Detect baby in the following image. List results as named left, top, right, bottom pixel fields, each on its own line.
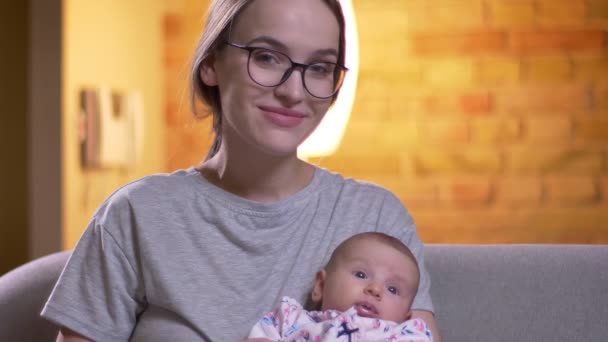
left=249, top=232, right=433, bottom=341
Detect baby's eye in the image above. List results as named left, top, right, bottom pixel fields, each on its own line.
left=387, top=286, right=400, bottom=295
left=353, top=271, right=367, bottom=279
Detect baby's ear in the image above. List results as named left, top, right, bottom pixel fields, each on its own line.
left=311, top=269, right=327, bottom=303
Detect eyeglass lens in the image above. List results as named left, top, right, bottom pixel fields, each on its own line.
left=247, top=48, right=344, bottom=98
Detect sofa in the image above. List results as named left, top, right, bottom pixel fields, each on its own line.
left=1, top=244, right=607, bottom=341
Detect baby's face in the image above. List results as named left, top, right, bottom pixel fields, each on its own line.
left=317, top=238, right=419, bottom=323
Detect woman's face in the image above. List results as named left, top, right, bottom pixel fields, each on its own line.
left=200, top=0, right=341, bottom=157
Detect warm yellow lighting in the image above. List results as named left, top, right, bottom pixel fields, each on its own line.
left=298, top=0, right=358, bottom=158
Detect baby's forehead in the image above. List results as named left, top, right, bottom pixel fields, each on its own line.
left=336, top=238, right=411, bottom=264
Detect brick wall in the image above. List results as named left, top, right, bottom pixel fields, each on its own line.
left=164, top=0, right=213, bottom=172
left=164, top=0, right=608, bottom=244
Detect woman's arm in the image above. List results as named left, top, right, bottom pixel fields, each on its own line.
left=56, top=328, right=94, bottom=342
left=412, top=310, right=441, bottom=342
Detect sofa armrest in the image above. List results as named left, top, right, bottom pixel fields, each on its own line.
left=0, top=250, right=71, bottom=342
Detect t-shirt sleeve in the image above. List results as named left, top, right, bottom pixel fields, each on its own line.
left=41, top=193, right=146, bottom=341
left=377, top=191, right=434, bottom=313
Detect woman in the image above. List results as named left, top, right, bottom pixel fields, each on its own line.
left=43, top=0, right=440, bottom=341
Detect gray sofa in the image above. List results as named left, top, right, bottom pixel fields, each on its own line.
left=1, top=244, right=607, bottom=341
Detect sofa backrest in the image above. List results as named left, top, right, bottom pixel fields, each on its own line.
left=425, top=244, right=608, bottom=342
left=1, top=245, right=607, bottom=341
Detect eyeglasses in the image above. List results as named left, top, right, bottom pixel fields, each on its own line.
left=225, top=42, right=348, bottom=99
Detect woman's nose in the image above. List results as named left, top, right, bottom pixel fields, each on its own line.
left=274, top=69, right=305, bottom=104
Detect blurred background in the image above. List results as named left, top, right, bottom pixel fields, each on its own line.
left=2, top=0, right=607, bottom=275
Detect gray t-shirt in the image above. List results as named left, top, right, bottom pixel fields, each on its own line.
left=42, top=167, right=433, bottom=341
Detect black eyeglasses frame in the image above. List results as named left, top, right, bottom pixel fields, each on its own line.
left=224, top=42, right=348, bottom=99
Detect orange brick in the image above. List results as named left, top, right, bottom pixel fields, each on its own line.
left=536, top=0, right=587, bottom=27
left=411, top=31, right=507, bottom=55
left=165, top=101, right=179, bottom=126
left=312, top=152, right=403, bottom=179
left=488, top=0, right=535, bottom=28
left=378, top=121, right=421, bottom=148
left=573, top=57, right=608, bottom=82
left=413, top=148, right=502, bottom=176
left=510, top=30, right=605, bottom=54
left=358, top=40, right=411, bottom=71
left=601, top=177, right=608, bottom=204
left=415, top=207, right=608, bottom=244
left=354, top=77, right=391, bottom=105
left=495, top=177, right=543, bottom=206
left=573, top=119, right=608, bottom=143
left=523, top=56, right=573, bottom=83
left=460, top=92, right=493, bottom=115
left=163, top=14, right=182, bottom=38
left=523, top=208, right=608, bottom=243
left=424, top=58, right=474, bottom=87
left=166, top=125, right=211, bottom=171
left=374, top=60, right=425, bottom=86
left=506, top=147, right=603, bottom=175
left=438, top=178, right=493, bottom=207
left=355, top=7, right=409, bottom=41
left=594, top=81, right=608, bottom=111
left=422, top=0, right=486, bottom=30
left=339, top=120, right=419, bottom=152
left=387, top=95, right=423, bottom=120
left=470, top=117, right=521, bottom=144
left=412, top=209, right=510, bottom=243
left=421, top=92, right=458, bottom=114
left=545, top=176, right=599, bottom=205
left=524, top=117, right=572, bottom=143
left=475, top=58, right=521, bottom=86
left=417, top=90, right=493, bottom=115
left=588, top=0, right=608, bottom=22
left=496, top=84, right=590, bottom=114
left=422, top=119, right=470, bottom=144
left=380, top=179, right=439, bottom=208
left=352, top=97, right=389, bottom=120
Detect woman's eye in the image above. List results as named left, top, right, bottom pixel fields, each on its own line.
left=354, top=271, right=367, bottom=279
left=252, top=50, right=282, bottom=65
left=309, top=63, right=334, bottom=75
left=387, top=286, right=399, bottom=295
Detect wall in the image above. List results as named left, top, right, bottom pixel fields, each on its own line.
left=164, top=0, right=608, bottom=244
left=63, top=0, right=166, bottom=248
left=29, top=0, right=62, bottom=260
left=325, top=0, right=608, bottom=243
left=0, top=2, right=29, bottom=274
left=164, top=0, right=213, bottom=172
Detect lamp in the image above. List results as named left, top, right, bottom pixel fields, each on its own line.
left=298, top=0, right=359, bottom=159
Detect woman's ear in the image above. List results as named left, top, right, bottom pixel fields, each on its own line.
left=311, top=269, right=327, bottom=303
left=199, top=55, right=218, bottom=86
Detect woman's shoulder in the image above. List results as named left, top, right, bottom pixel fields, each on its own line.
left=97, top=168, right=202, bottom=211
left=316, top=166, right=398, bottom=201
left=114, top=168, right=198, bottom=196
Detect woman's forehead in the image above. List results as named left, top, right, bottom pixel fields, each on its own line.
left=230, top=0, right=340, bottom=55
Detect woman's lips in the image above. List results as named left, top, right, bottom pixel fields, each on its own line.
left=258, top=105, right=307, bottom=128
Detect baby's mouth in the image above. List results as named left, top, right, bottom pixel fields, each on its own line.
left=354, top=302, right=378, bottom=318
